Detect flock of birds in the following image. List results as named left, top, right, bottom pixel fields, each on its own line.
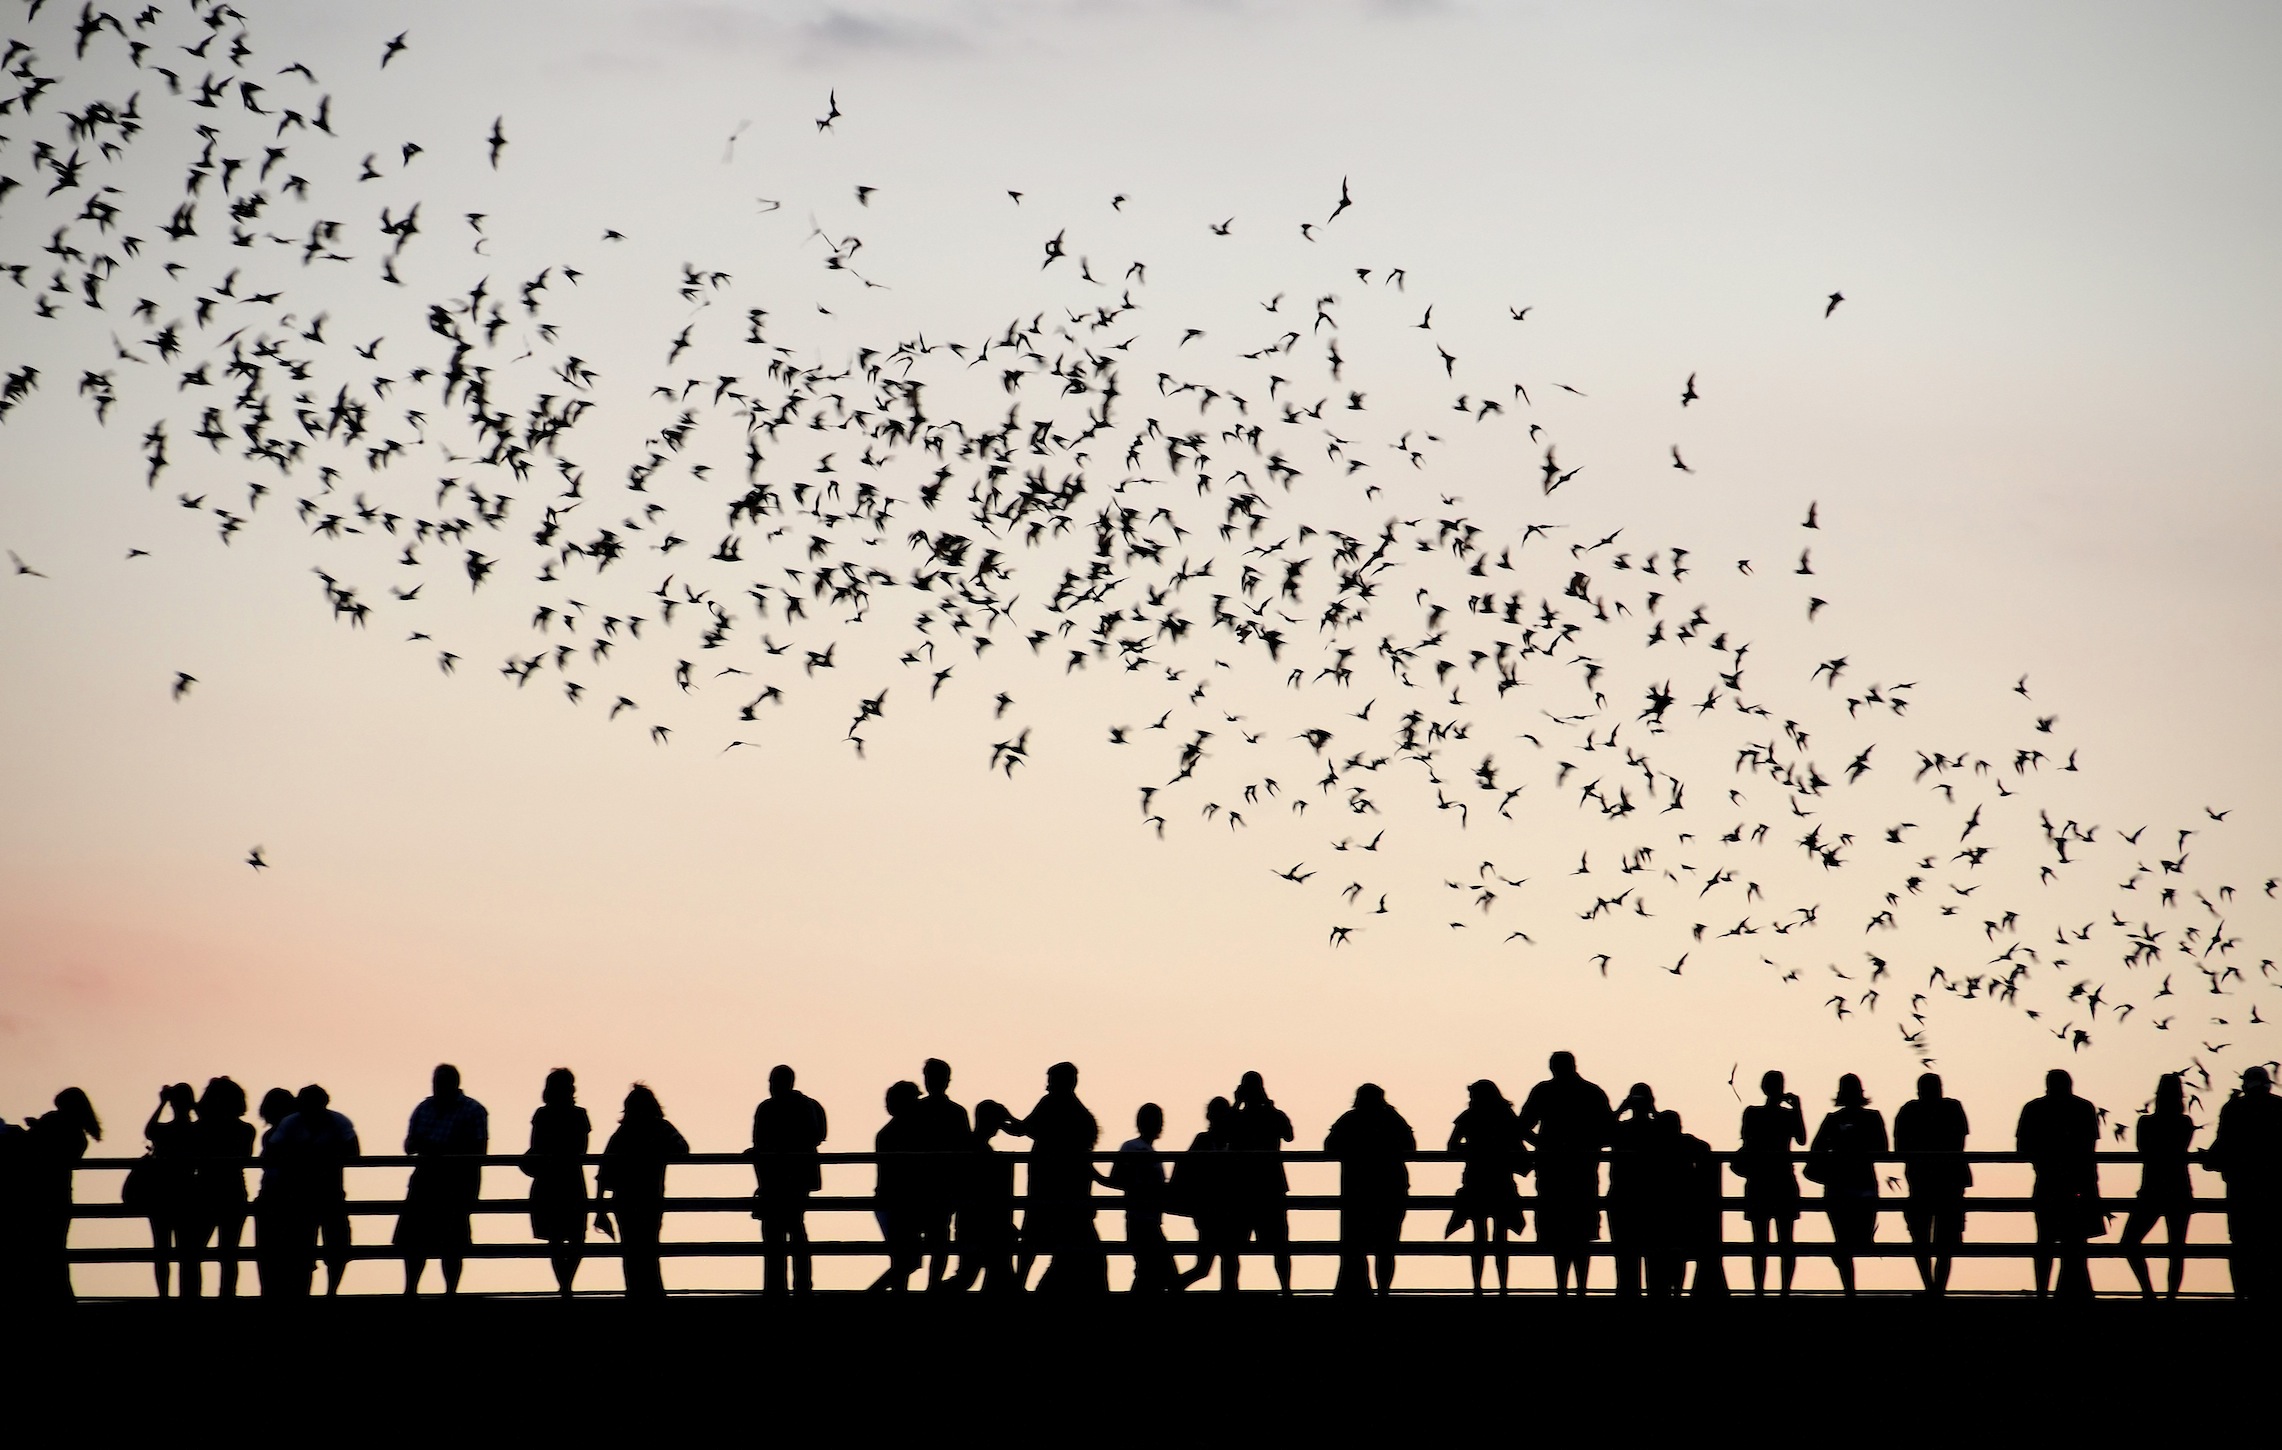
left=2, top=0, right=2276, bottom=1106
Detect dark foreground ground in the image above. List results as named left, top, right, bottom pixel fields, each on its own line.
left=7, top=1295, right=2267, bottom=1434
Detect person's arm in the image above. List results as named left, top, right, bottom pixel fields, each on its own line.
left=144, top=1092, right=167, bottom=1146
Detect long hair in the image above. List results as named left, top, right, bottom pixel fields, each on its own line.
left=1833, top=1073, right=1869, bottom=1109
left=54, top=1086, right=102, bottom=1141
left=543, top=1068, right=576, bottom=1108
left=622, top=1083, right=662, bottom=1122
left=199, top=1076, right=248, bottom=1120
left=257, top=1087, right=298, bottom=1127
left=2148, top=1072, right=2183, bottom=1116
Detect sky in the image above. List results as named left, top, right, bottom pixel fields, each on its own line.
left=2, top=0, right=2279, bottom=1293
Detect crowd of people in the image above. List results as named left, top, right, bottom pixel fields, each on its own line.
left=2, top=1054, right=2277, bottom=1304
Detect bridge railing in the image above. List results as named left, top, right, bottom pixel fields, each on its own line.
left=50, top=1150, right=2248, bottom=1290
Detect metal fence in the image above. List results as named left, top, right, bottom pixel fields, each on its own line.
left=53, top=1150, right=2248, bottom=1293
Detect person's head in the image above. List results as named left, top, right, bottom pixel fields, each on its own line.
left=1656, top=1109, right=1683, bottom=1139
left=162, top=1081, right=197, bottom=1115
left=543, top=1067, right=576, bottom=1108
left=432, top=1063, right=462, bottom=1099
left=199, top=1076, right=247, bottom=1121
left=1467, top=1079, right=1507, bottom=1112
left=1916, top=1072, right=1943, bottom=1101
left=1234, top=1070, right=1268, bottom=1106
left=1045, top=1061, right=1079, bottom=1093
left=1353, top=1083, right=1387, bottom=1110
left=768, top=1064, right=796, bottom=1096
left=885, top=1079, right=921, bottom=1116
left=1833, top=1074, right=1868, bottom=1109
left=1204, top=1095, right=1233, bottom=1128
left=974, top=1099, right=1011, bottom=1140
left=1135, top=1103, right=1164, bottom=1141
left=2154, top=1073, right=2185, bottom=1115
left=2045, top=1068, right=2072, bottom=1098
left=922, top=1058, right=951, bottom=1095
left=1621, top=1082, right=1656, bottom=1117
left=1549, top=1051, right=1577, bottom=1078
left=1760, top=1069, right=1786, bottom=1101
left=258, top=1087, right=297, bottom=1127
left=2242, top=1066, right=2273, bottom=1097
left=622, top=1084, right=662, bottom=1122
left=53, top=1087, right=101, bottom=1141
left=295, top=1084, right=331, bottom=1119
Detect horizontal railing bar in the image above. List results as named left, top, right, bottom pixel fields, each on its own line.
left=62, top=1193, right=2235, bottom=1219
left=62, top=1241, right=2241, bottom=1264
left=64, top=1149, right=2204, bottom=1169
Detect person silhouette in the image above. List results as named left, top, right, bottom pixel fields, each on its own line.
left=520, top=1068, right=591, bottom=1298
left=595, top=1084, right=687, bottom=1300
left=1227, top=1071, right=1296, bottom=1294
left=1736, top=1070, right=1806, bottom=1295
left=910, top=1059, right=970, bottom=1291
left=250, top=1086, right=298, bottom=1296
left=869, top=1080, right=925, bottom=1291
left=749, top=1064, right=827, bottom=1296
left=2016, top=1068, right=2101, bottom=1299
left=1106, top=1103, right=1177, bottom=1292
left=139, top=1082, right=198, bottom=1298
left=2201, top=1065, right=2281, bottom=1300
left=396, top=1064, right=489, bottom=1296
left=1326, top=1084, right=1414, bottom=1296
left=1446, top=1079, right=1528, bottom=1295
left=1892, top=1071, right=1971, bottom=1296
left=2120, top=1073, right=2197, bottom=1299
left=19, top=1088, right=101, bottom=1303
left=184, top=1076, right=254, bottom=1298
left=1607, top=1082, right=1661, bottom=1297
left=1808, top=1074, right=1886, bottom=1297
left=947, top=1100, right=1020, bottom=1293
left=270, top=1084, right=358, bottom=1297
left=1665, top=1111, right=1728, bottom=1296
left=1005, top=1061, right=1106, bottom=1295
left=1173, top=1096, right=1238, bottom=1291
left=1519, top=1051, right=1615, bottom=1296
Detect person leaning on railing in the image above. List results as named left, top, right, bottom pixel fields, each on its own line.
left=748, top=1064, right=828, bottom=1297
left=595, top=1084, right=688, bottom=1301
left=2203, top=1065, right=2282, bottom=1302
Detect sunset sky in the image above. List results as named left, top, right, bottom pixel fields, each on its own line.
left=3, top=0, right=2278, bottom=1293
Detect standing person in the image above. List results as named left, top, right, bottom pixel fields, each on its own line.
left=184, top=1077, right=255, bottom=1299
left=1325, top=1084, right=1415, bottom=1297
left=520, top=1068, right=591, bottom=1298
left=1519, top=1052, right=1615, bottom=1296
left=1666, top=1112, right=1728, bottom=1297
left=1735, top=1070, right=1806, bottom=1296
left=271, top=1085, right=360, bottom=1297
left=138, top=1082, right=198, bottom=1298
left=910, top=1059, right=970, bottom=1291
left=749, top=1065, right=827, bottom=1297
left=20, top=1089, right=102, bottom=1303
left=1172, top=1097, right=1238, bottom=1291
left=1005, top=1061, right=1106, bottom=1295
left=1606, top=1083, right=1661, bottom=1297
left=947, top=1101, right=1020, bottom=1294
left=2201, top=1065, right=2282, bottom=1301
left=1892, top=1072, right=1971, bottom=1297
left=2121, top=1073, right=2197, bottom=1300
left=0, top=1114, right=23, bottom=1305
left=868, top=1080, right=925, bottom=1292
left=1446, top=1079, right=1528, bottom=1295
left=1106, top=1104, right=1177, bottom=1293
left=1807, top=1074, right=1887, bottom=1297
left=2016, top=1068, right=2101, bottom=1300
left=250, top=1087, right=299, bottom=1296
left=1227, top=1071, right=1296, bottom=1295
left=396, top=1064, right=489, bottom=1296
left=595, top=1085, right=687, bottom=1300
